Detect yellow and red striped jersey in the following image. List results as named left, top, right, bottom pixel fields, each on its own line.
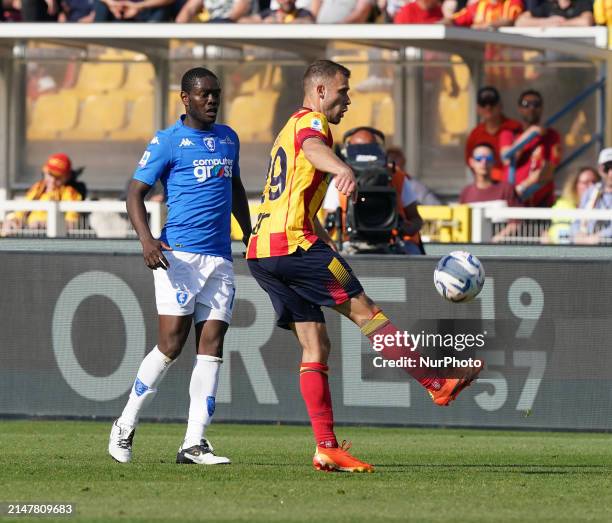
left=247, top=108, right=333, bottom=259
left=453, top=0, right=523, bottom=26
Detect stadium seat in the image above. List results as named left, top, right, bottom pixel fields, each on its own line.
left=168, top=92, right=184, bottom=123
left=109, top=95, right=154, bottom=141
left=27, top=92, right=79, bottom=140
left=334, top=93, right=374, bottom=138
left=227, top=90, right=280, bottom=142
left=374, top=95, right=395, bottom=138
left=121, top=62, right=154, bottom=100
left=61, top=93, right=127, bottom=140
left=438, top=56, right=470, bottom=146
left=64, top=62, right=126, bottom=97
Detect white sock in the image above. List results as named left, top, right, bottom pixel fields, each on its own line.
left=118, top=346, right=174, bottom=428
left=183, top=355, right=222, bottom=449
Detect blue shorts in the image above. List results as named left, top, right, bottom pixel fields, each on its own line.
left=247, top=240, right=364, bottom=330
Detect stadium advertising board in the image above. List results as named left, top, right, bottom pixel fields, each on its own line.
left=1, top=251, right=611, bottom=430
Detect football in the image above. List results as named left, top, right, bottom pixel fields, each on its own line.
left=433, top=251, right=485, bottom=303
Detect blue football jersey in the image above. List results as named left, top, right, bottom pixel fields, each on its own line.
left=133, top=116, right=240, bottom=260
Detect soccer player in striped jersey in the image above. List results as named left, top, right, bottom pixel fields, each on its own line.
left=247, top=60, right=482, bottom=473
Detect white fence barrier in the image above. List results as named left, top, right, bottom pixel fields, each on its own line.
left=1, top=199, right=610, bottom=245
left=471, top=207, right=612, bottom=244
left=0, top=200, right=162, bottom=239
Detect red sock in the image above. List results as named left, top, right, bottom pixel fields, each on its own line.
left=299, top=362, right=338, bottom=448
left=361, top=311, right=443, bottom=391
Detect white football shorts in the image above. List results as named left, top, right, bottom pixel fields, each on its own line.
left=153, top=250, right=235, bottom=324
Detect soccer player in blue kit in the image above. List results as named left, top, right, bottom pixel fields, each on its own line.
left=108, top=67, right=252, bottom=465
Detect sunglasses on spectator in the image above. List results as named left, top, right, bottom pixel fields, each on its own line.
left=520, top=99, right=542, bottom=109
left=603, top=162, right=612, bottom=172
left=473, top=154, right=494, bottom=163
left=477, top=96, right=499, bottom=107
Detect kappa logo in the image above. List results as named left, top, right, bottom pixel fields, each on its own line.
left=176, top=291, right=189, bottom=305
left=138, top=151, right=151, bottom=167
left=220, top=136, right=235, bottom=145
left=179, top=138, right=195, bottom=147
left=150, top=136, right=160, bottom=145
left=203, top=137, right=216, bottom=152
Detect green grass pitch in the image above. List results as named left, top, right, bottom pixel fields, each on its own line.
left=1, top=420, right=611, bottom=522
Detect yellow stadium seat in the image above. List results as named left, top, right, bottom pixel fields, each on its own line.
left=227, top=90, right=280, bottom=142
left=374, top=95, right=395, bottom=138
left=168, top=92, right=184, bottom=123
left=66, top=62, right=126, bottom=97
left=109, top=95, right=154, bottom=141
left=121, top=62, right=154, bottom=100
left=334, top=93, right=374, bottom=139
left=438, top=88, right=470, bottom=145
left=27, top=92, right=79, bottom=140
left=98, top=47, right=145, bottom=62
left=61, top=93, right=127, bottom=140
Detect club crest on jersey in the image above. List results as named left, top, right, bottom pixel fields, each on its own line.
left=176, top=291, right=189, bottom=305
left=310, top=118, right=323, bottom=132
left=138, top=151, right=151, bottom=167
left=203, top=137, right=216, bottom=152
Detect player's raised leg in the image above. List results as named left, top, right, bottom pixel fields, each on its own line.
left=177, top=315, right=231, bottom=465
left=293, top=321, right=373, bottom=473
left=334, top=294, right=482, bottom=406
left=109, top=315, right=190, bottom=463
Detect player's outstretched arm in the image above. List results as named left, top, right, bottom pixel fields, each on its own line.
left=127, top=179, right=172, bottom=270
left=302, top=138, right=356, bottom=200
left=231, top=175, right=252, bottom=246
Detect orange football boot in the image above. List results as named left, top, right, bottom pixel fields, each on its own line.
left=313, top=440, right=374, bottom=473
left=428, top=361, right=484, bottom=406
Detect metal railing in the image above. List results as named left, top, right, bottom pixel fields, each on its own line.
left=0, top=200, right=162, bottom=239
left=471, top=206, right=612, bottom=244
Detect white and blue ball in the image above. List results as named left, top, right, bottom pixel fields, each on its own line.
left=434, top=251, right=485, bottom=303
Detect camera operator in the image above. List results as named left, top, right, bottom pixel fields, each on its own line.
left=322, top=127, right=425, bottom=254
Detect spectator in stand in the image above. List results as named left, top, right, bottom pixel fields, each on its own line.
left=269, top=0, right=312, bottom=9
left=542, top=165, right=599, bottom=243
left=460, top=143, right=520, bottom=205
left=394, top=0, right=443, bottom=22
left=311, top=0, right=376, bottom=23
left=59, top=0, right=95, bottom=21
left=515, top=0, right=594, bottom=27
left=450, top=0, right=524, bottom=28
left=20, top=0, right=58, bottom=20
left=572, top=148, right=612, bottom=244
left=176, top=0, right=251, bottom=22
left=2, top=0, right=22, bottom=20
left=594, top=0, right=612, bottom=48
left=386, top=145, right=442, bottom=205
left=465, top=86, right=522, bottom=182
left=241, top=0, right=314, bottom=21
left=499, top=89, right=561, bottom=207
left=1, top=153, right=83, bottom=236
left=460, top=142, right=521, bottom=242
left=93, top=0, right=175, bottom=21
left=379, top=0, right=409, bottom=20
